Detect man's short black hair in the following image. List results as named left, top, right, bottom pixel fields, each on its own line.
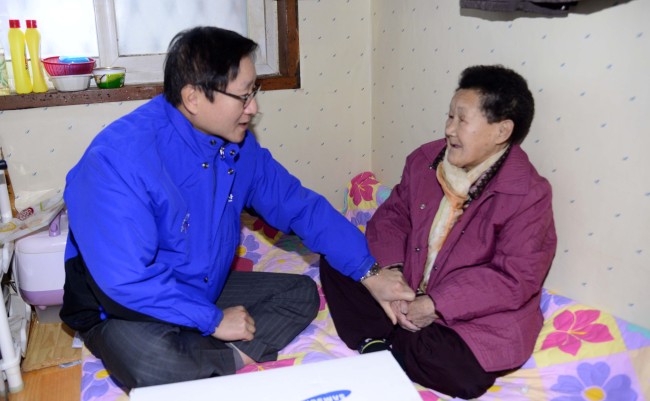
left=163, top=26, right=258, bottom=106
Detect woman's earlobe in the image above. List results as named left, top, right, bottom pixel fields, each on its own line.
left=497, top=120, right=514, bottom=144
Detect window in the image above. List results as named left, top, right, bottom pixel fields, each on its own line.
left=0, top=0, right=299, bottom=110
left=95, top=0, right=280, bottom=83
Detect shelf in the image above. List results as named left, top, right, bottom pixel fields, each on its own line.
left=0, top=84, right=163, bottom=111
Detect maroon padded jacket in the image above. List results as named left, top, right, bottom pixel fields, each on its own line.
left=367, top=138, right=557, bottom=371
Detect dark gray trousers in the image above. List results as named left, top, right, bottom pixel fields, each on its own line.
left=81, top=271, right=319, bottom=389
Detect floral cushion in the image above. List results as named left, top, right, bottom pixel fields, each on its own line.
left=342, top=171, right=391, bottom=232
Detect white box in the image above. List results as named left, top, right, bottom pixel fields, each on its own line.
left=130, top=351, right=422, bottom=401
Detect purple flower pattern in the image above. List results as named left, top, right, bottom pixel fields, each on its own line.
left=238, top=233, right=262, bottom=264
left=551, top=362, right=637, bottom=401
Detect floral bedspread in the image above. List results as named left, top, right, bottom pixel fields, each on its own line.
left=80, top=172, right=650, bottom=401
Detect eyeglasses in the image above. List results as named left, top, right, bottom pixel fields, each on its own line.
left=214, top=83, right=261, bottom=108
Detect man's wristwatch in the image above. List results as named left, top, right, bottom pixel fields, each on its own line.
left=360, top=262, right=381, bottom=282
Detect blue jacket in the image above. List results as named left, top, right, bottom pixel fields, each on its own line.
left=61, top=95, right=374, bottom=336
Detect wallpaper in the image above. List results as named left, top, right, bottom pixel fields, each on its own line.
left=370, top=0, right=649, bottom=328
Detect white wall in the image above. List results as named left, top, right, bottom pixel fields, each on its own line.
left=253, top=0, right=373, bottom=203
left=370, top=0, right=650, bottom=328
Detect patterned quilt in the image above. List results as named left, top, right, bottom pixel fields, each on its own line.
left=80, top=172, right=650, bottom=401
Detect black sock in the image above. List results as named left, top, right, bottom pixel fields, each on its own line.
left=358, top=338, right=407, bottom=372
left=358, top=338, right=390, bottom=354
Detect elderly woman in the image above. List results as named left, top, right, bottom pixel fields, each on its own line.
left=320, top=65, right=557, bottom=399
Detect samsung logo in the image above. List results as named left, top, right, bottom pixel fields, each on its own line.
left=302, top=389, right=351, bottom=401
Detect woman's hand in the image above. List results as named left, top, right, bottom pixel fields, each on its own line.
left=211, top=305, right=256, bottom=341
left=406, top=295, right=439, bottom=328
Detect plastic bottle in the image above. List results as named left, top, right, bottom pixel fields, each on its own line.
left=25, top=20, right=47, bottom=93
left=7, top=19, right=32, bottom=94
left=0, top=35, right=10, bottom=95
left=0, top=161, right=13, bottom=224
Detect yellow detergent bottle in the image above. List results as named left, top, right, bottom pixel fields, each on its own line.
left=8, top=19, right=32, bottom=94
left=25, top=19, right=47, bottom=93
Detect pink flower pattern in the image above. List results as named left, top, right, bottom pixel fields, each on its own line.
left=541, top=309, right=614, bottom=356
left=349, top=172, right=378, bottom=206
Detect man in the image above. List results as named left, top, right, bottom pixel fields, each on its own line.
left=61, top=26, right=414, bottom=389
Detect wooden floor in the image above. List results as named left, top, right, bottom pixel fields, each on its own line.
left=6, top=363, right=81, bottom=401
left=3, top=315, right=81, bottom=401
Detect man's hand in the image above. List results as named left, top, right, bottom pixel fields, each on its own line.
left=362, top=268, right=415, bottom=324
left=211, top=305, right=256, bottom=341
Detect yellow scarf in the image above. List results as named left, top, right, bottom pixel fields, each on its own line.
left=418, top=146, right=508, bottom=294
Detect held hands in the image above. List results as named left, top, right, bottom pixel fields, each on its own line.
left=212, top=305, right=256, bottom=342
left=391, top=300, right=420, bottom=332
left=362, top=268, right=416, bottom=324
left=391, top=295, right=439, bottom=332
